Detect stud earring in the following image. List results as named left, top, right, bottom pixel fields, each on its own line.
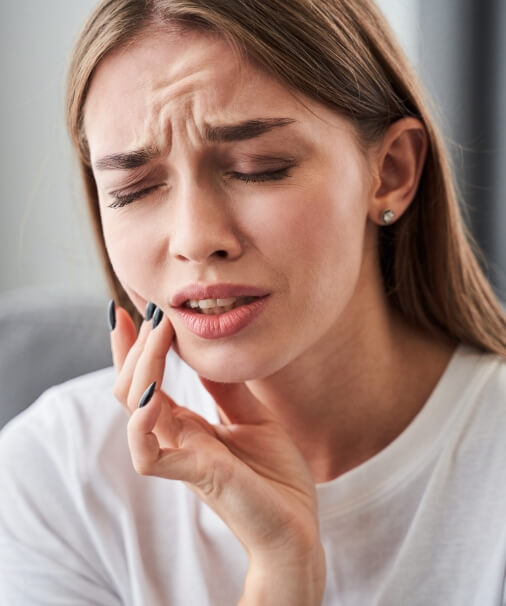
left=381, top=209, right=395, bottom=225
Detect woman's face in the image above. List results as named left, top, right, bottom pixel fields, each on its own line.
left=84, top=29, right=378, bottom=382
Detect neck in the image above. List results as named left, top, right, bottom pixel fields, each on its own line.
left=246, top=289, right=456, bottom=483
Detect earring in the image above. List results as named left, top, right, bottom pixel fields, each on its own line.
left=381, top=209, right=395, bottom=225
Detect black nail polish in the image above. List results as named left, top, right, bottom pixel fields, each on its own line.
left=138, top=381, right=156, bottom=408
left=152, top=307, right=164, bottom=329
left=107, top=300, right=116, bottom=331
left=145, top=301, right=156, bottom=322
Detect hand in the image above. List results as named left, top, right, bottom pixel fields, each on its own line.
left=110, top=304, right=326, bottom=605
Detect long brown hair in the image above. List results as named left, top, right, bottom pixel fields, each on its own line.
left=66, top=0, right=506, bottom=355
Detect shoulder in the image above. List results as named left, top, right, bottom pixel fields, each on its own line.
left=443, top=346, right=506, bottom=475
left=456, top=345, right=506, bottom=410
left=0, top=365, right=120, bottom=464
left=0, top=365, right=125, bottom=521
left=466, top=347, right=506, bottom=437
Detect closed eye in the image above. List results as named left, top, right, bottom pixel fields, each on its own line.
left=107, top=184, right=162, bottom=209
left=231, top=167, right=292, bottom=184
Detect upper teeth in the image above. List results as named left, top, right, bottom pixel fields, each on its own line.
left=185, top=296, right=260, bottom=312
left=188, top=297, right=237, bottom=309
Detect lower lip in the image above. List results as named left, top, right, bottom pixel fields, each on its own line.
left=173, top=296, right=270, bottom=339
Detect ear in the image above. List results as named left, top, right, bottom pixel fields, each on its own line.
left=368, top=117, right=428, bottom=226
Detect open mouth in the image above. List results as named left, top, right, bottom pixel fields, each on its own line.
left=183, top=295, right=262, bottom=315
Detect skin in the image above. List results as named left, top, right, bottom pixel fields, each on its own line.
left=84, top=28, right=456, bottom=605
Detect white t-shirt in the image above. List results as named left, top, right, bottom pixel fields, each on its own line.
left=1, top=344, right=505, bottom=605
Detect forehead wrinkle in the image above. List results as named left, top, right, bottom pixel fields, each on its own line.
left=147, top=102, right=173, bottom=155
left=145, top=69, right=215, bottom=154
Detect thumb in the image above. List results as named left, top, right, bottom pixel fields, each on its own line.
left=199, top=378, right=275, bottom=425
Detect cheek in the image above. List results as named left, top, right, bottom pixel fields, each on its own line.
left=241, top=186, right=365, bottom=283
left=101, top=213, right=164, bottom=289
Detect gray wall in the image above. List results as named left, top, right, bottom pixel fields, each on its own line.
left=0, top=1, right=419, bottom=300
left=0, top=1, right=107, bottom=298
left=418, top=0, right=506, bottom=301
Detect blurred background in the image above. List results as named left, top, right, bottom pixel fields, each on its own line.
left=0, top=0, right=505, bottom=302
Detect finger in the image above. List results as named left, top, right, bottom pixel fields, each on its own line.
left=113, top=317, right=153, bottom=408
left=126, top=313, right=174, bottom=413
left=199, top=378, right=276, bottom=426
left=128, top=389, right=196, bottom=480
left=109, top=305, right=138, bottom=370
left=134, top=385, right=180, bottom=446
left=127, top=388, right=163, bottom=474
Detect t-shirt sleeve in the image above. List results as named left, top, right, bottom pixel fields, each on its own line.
left=0, top=388, right=121, bottom=605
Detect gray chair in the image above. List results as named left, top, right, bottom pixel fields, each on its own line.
left=0, top=288, right=113, bottom=428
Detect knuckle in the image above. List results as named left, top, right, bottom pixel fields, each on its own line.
left=126, top=392, right=137, bottom=411
left=113, top=381, right=127, bottom=403
left=132, top=459, right=152, bottom=476
left=195, top=456, right=230, bottom=500
left=125, top=385, right=140, bottom=411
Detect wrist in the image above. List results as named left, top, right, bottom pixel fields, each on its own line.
left=238, top=543, right=326, bottom=606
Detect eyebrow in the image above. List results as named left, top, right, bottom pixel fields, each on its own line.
left=93, top=146, right=160, bottom=171
left=93, top=117, right=296, bottom=171
left=204, top=117, right=296, bottom=143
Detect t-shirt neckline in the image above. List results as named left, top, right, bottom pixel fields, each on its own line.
left=315, top=344, right=490, bottom=519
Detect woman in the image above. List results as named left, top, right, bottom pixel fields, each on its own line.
left=1, top=0, right=505, bottom=604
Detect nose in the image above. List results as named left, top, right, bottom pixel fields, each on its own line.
left=169, top=183, right=243, bottom=263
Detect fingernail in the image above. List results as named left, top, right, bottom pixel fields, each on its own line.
left=138, top=381, right=156, bottom=408
left=107, top=300, right=116, bottom=331
left=152, top=307, right=164, bottom=329
left=145, top=301, right=156, bottom=322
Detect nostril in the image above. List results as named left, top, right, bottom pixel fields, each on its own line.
left=174, top=249, right=230, bottom=262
